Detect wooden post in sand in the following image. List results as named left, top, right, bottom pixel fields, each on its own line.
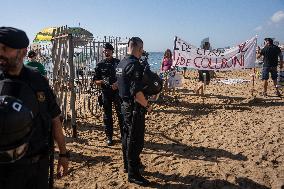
left=251, top=68, right=256, bottom=97
left=68, top=33, right=77, bottom=138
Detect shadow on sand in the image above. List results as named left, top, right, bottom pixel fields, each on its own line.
left=144, top=171, right=270, bottom=189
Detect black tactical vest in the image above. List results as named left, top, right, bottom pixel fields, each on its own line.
left=0, top=67, right=52, bottom=157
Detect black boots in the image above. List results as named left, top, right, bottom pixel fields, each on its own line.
left=128, top=175, right=150, bottom=186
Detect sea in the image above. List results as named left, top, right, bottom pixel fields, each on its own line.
left=147, top=52, right=163, bottom=72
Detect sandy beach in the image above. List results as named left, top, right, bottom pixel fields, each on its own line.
left=54, top=69, right=284, bottom=189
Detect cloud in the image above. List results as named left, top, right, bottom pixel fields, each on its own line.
left=271, top=10, right=284, bottom=23
left=254, top=26, right=262, bottom=31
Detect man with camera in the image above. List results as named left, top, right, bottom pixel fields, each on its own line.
left=116, top=37, right=152, bottom=186
left=0, top=27, right=68, bottom=189
left=92, top=42, right=124, bottom=146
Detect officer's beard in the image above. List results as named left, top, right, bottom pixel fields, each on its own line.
left=0, top=51, right=21, bottom=73
left=105, top=54, right=112, bottom=59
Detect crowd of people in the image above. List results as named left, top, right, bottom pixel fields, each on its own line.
left=0, top=26, right=283, bottom=189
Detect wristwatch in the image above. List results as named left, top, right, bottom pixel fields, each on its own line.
left=59, top=151, right=70, bottom=158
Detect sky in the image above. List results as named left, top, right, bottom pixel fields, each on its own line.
left=1, top=0, right=284, bottom=52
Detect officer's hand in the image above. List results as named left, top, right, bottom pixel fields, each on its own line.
left=57, top=157, right=69, bottom=178
left=112, top=82, right=118, bottom=90
left=146, top=105, right=152, bottom=113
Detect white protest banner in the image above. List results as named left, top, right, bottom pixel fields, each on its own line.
left=173, top=36, right=257, bottom=70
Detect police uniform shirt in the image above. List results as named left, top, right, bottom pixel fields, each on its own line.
left=117, top=55, right=144, bottom=100
left=93, top=58, right=120, bottom=93
left=1, top=66, right=61, bottom=119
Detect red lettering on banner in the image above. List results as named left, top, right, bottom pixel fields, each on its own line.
left=201, top=58, right=210, bottom=68
left=209, top=58, right=217, bottom=69
left=221, top=58, right=228, bottom=68
left=194, top=57, right=201, bottom=68
left=214, top=58, right=222, bottom=70
left=233, top=56, right=241, bottom=67
left=238, top=42, right=248, bottom=53
left=175, top=55, right=180, bottom=66
left=180, top=57, right=185, bottom=65
left=233, top=55, right=245, bottom=67
left=186, top=58, right=191, bottom=66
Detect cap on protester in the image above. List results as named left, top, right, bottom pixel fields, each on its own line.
left=0, top=27, right=29, bottom=49
left=104, top=42, right=114, bottom=51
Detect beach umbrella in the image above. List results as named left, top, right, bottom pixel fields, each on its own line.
left=33, top=27, right=57, bottom=42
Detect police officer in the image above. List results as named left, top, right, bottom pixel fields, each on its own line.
left=0, top=27, right=68, bottom=189
left=93, top=42, right=124, bottom=146
left=116, top=37, right=152, bottom=186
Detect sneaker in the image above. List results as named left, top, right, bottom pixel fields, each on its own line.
left=123, top=162, right=145, bottom=173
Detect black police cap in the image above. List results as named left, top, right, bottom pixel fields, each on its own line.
left=0, top=27, right=29, bottom=49
left=104, top=42, right=114, bottom=51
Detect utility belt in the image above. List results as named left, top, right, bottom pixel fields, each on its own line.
left=0, top=143, right=29, bottom=164
left=122, top=97, right=134, bottom=104
left=0, top=143, right=49, bottom=165
left=13, top=153, right=48, bottom=166
left=122, top=99, right=146, bottom=113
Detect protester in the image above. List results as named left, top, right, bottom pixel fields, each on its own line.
left=0, top=26, right=68, bottom=189
left=160, top=49, right=173, bottom=92
left=257, top=38, right=283, bottom=97
left=194, top=42, right=211, bottom=95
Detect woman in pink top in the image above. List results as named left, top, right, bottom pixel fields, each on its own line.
left=161, top=49, right=172, bottom=72
left=160, top=49, right=173, bottom=92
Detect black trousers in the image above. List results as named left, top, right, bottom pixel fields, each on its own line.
left=0, top=156, right=49, bottom=189
left=102, top=91, right=124, bottom=139
left=121, top=101, right=146, bottom=176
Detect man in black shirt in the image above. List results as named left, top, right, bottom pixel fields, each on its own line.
left=0, top=27, right=68, bottom=189
left=257, top=38, right=283, bottom=96
left=116, top=37, right=152, bottom=186
left=93, top=43, right=123, bottom=146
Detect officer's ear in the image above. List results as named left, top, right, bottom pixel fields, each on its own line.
left=20, top=48, right=28, bottom=59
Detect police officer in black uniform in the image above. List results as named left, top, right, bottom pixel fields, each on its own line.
left=93, top=43, right=123, bottom=146
left=0, top=27, right=68, bottom=189
left=116, top=37, right=152, bottom=186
